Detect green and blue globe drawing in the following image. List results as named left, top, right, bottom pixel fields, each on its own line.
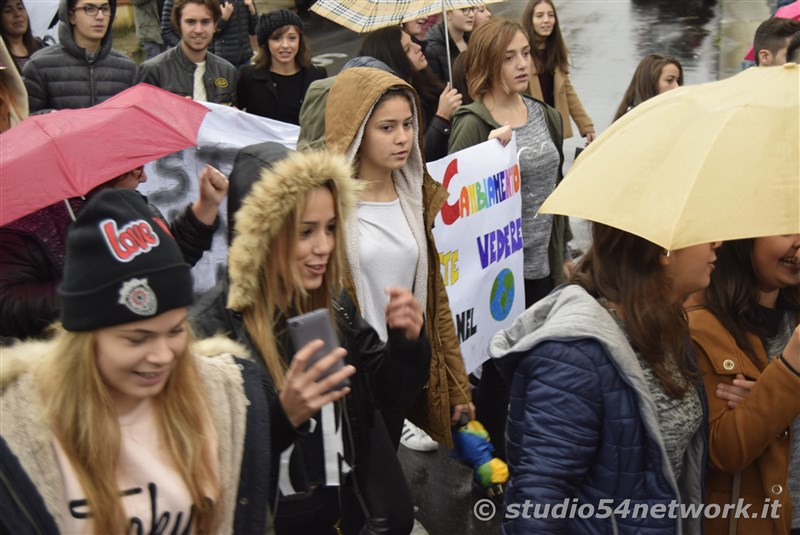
left=489, top=268, right=515, bottom=321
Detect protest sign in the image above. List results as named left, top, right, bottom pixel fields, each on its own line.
left=138, top=103, right=299, bottom=293
left=427, top=137, right=524, bottom=373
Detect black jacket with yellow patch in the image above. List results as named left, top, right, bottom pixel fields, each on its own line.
left=137, top=44, right=237, bottom=105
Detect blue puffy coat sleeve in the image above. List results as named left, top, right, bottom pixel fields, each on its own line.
left=502, top=339, right=604, bottom=534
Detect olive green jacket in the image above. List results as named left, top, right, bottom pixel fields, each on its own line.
left=449, top=97, right=573, bottom=284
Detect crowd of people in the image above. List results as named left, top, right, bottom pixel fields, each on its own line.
left=0, top=0, right=799, bottom=534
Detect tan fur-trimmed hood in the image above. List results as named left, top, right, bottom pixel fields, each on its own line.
left=226, top=150, right=363, bottom=312
left=1, top=339, right=51, bottom=391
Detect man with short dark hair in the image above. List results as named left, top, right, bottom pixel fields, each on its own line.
left=753, top=17, right=800, bottom=66
left=137, top=0, right=237, bottom=104
left=786, top=31, right=800, bottom=63
left=22, top=0, right=136, bottom=112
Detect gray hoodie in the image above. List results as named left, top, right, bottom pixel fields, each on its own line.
left=489, top=284, right=705, bottom=534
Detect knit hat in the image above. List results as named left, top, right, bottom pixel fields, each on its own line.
left=256, top=9, right=303, bottom=48
left=59, top=189, right=193, bottom=331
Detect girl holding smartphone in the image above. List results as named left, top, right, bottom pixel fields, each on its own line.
left=192, top=149, right=427, bottom=534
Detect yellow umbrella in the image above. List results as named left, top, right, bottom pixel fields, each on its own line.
left=540, top=63, right=800, bottom=250
left=309, top=0, right=500, bottom=34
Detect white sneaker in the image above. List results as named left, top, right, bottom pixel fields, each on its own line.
left=400, top=420, right=438, bottom=452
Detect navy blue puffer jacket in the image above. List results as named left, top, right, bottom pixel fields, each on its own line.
left=491, top=285, right=707, bottom=535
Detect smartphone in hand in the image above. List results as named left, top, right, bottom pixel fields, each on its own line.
left=287, top=308, right=350, bottom=391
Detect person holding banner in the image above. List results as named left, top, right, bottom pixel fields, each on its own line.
left=325, top=67, right=474, bottom=453
left=448, top=17, right=570, bottom=461
left=490, top=224, right=713, bottom=533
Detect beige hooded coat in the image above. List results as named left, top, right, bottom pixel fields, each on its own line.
left=0, top=336, right=273, bottom=534
left=325, top=67, right=471, bottom=447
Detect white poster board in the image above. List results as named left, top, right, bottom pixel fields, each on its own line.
left=427, top=137, right=525, bottom=373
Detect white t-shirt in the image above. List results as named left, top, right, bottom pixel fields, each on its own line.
left=357, top=199, right=418, bottom=341
left=54, top=398, right=215, bottom=533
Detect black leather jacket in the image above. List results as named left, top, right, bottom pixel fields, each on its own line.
left=136, top=44, right=237, bottom=104
left=190, top=282, right=431, bottom=457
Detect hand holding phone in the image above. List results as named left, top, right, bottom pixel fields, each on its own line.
left=287, top=308, right=351, bottom=390
left=280, top=339, right=353, bottom=427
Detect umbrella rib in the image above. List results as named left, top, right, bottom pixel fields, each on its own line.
left=123, top=104, right=205, bottom=146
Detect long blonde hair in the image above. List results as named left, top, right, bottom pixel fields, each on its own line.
left=243, top=182, right=346, bottom=389
left=38, top=326, right=220, bottom=533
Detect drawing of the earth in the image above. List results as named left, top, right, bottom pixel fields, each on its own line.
left=489, top=268, right=514, bottom=321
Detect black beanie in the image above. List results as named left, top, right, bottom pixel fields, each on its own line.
left=256, top=9, right=303, bottom=48
left=59, top=189, right=193, bottom=332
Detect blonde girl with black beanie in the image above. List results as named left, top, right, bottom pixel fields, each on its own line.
left=0, top=188, right=273, bottom=534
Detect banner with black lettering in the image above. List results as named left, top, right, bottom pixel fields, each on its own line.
left=427, top=137, right=525, bottom=373
left=138, top=103, right=299, bottom=294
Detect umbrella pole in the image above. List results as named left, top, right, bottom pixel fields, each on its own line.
left=443, top=0, right=452, bottom=84
left=63, top=199, right=76, bottom=222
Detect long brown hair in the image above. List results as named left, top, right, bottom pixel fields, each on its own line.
left=359, top=26, right=443, bottom=128
left=462, top=18, right=527, bottom=101
left=0, top=0, right=42, bottom=72
left=38, top=326, right=220, bottom=533
left=571, top=223, right=696, bottom=398
left=703, top=239, right=800, bottom=360
left=253, top=24, right=311, bottom=71
left=521, top=0, right=570, bottom=74
left=613, top=53, right=683, bottom=122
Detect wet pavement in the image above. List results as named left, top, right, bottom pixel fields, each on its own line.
left=301, top=2, right=722, bottom=533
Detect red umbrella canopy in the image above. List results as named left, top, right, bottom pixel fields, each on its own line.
left=0, top=84, right=209, bottom=226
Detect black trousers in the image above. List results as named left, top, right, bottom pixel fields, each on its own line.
left=473, top=276, right=555, bottom=461
left=381, top=406, right=405, bottom=451
left=341, top=412, right=414, bottom=534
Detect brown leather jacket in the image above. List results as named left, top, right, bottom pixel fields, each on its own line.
left=688, top=306, right=800, bottom=535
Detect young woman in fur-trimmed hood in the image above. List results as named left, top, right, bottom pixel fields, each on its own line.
left=191, top=149, right=426, bottom=534
left=325, top=67, right=473, bottom=450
